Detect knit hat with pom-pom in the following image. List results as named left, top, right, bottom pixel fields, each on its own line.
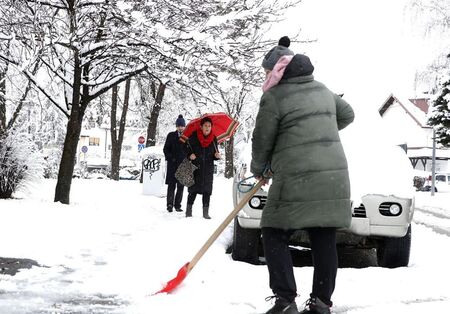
left=175, top=114, right=186, bottom=127
left=262, top=36, right=294, bottom=71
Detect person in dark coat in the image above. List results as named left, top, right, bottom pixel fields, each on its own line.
left=252, top=37, right=355, bottom=314
left=163, top=114, right=186, bottom=212
left=184, top=117, right=221, bottom=219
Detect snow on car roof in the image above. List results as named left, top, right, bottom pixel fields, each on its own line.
left=236, top=110, right=414, bottom=201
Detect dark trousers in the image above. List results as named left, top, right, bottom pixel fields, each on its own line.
left=187, top=192, right=211, bottom=207
left=261, top=227, right=337, bottom=306
left=167, top=181, right=184, bottom=209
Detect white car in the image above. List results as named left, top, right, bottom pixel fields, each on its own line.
left=422, top=173, right=450, bottom=192
left=231, top=124, right=415, bottom=268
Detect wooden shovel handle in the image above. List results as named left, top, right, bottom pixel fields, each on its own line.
left=187, top=180, right=264, bottom=273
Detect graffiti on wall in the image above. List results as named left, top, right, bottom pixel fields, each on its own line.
left=143, top=157, right=161, bottom=180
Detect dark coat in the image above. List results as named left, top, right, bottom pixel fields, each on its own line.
left=185, top=133, right=219, bottom=195
left=163, top=131, right=185, bottom=185
left=251, top=55, right=355, bottom=230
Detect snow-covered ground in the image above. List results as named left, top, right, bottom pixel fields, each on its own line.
left=1, top=178, right=450, bottom=314
left=414, top=191, right=450, bottom=237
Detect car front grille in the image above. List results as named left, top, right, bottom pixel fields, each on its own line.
left=352, top=204, right=366, bottom=218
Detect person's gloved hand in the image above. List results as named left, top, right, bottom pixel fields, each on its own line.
left=263, top=167, right=273, bottom=179
left=255, top=165, right=273, bottom=185
left=255, top=175, right=269, bottom=185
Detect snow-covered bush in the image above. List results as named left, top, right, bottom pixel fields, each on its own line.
left=0, top=130, right=43, bottom=198
left=43, top=148, right=62, bottom=179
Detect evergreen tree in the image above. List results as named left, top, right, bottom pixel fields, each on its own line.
left=428, top=74, right=450, bottom=147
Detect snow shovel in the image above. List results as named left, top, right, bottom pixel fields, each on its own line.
left=152, top=179, right=264, bottom=295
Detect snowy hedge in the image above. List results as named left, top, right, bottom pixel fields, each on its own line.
left=0, top=130, right=43, bottom=198
left=43, top=148, right=62, bottom=179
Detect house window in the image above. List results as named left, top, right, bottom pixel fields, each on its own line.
left=89, top=137, right=100, bottom=146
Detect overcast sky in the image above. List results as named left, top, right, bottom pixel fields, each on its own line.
left=269, top=0, right=438, bottom=111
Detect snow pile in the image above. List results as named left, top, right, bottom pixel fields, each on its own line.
left=140, top=145, right=165, bottom=157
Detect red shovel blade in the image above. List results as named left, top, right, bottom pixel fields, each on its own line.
left=152, top=262, right=190, bottom=295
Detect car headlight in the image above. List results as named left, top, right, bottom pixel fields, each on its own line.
left=389, top=204, right=401, bottom=215
left=379, top=202, right=403, bottom=216
left=249, top=197, right=261, bottom=208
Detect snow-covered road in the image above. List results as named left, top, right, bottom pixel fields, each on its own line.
left=1, top=179, right=450, bottom=314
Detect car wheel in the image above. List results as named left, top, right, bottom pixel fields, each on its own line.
left=377, top=225, right=411, bottom=268
left=231, top=217, right=261, bottom=264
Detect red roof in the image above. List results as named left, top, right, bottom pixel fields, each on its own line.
left=409, top=98, right=429, bottom=114
left=379, top=94, right=430, bottom=128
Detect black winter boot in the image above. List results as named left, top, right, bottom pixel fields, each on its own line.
left=299, top=297, right=331, bottom=314
left=167, top=204, right=173, bottom=213
left=185, top=204, right=193, bottom=217
left=265, top=296, right=299, bottom=314
left=202, top=207, right=211, bottom=219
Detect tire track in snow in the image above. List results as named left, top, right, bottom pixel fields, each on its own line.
left=414, top=207, right=450, bottom=237
left=414, top=220, right=450, bottom=237
left=415, top=207, right=450, bottom=220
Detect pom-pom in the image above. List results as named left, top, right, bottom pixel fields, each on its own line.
left=278, top=36, right=290, bottom=48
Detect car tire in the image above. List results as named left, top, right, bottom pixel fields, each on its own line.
left=231, top=217, right=261, bottom=264
left=376, top=225, right=411, bottom=268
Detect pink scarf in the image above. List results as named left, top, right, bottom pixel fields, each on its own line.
left=262, top=55, right=294, bottom=92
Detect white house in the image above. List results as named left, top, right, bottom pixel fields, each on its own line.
left=378, top=94, right=450, bottom=173
left=76, top=126, right=146, bottom=170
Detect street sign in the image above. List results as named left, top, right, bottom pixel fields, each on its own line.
left=138, top=136, right=145, bottom=144
left=81, top=145, right=88, bottom=153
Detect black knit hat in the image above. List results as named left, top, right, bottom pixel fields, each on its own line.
left=282, top=54, right=315, bottom=79
left=262, top=36, right=295, bottom=70
left=175, top=114, right=186, bottom=127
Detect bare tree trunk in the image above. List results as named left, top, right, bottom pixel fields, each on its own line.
left=224, top=137, right=234, bottom=179
left=146, top=81, right=166, bottom=147
left=110, top=79, right=131, bottom=180
left=0, top=68, right=6, bottom=136
left=110, top=85, right=119, bottom=180
left=54, top=111, right=83, bottom=204
left=54, top=54, right=83, bottom=204
left=0, top=57, right=8, bottom=136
